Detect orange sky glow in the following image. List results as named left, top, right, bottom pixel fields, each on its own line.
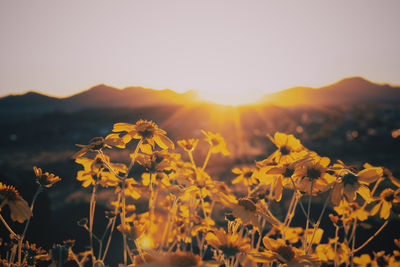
left=1, top=1, right=400, bottom=105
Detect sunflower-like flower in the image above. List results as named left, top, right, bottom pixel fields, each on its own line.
left=33, top=166, right=61, bottom=188
left=110, top=120, right=174, bottom=149
left=201, top=131, right=230, bottom=155
left=136, top=150, right=176, bottom=174
left=73, top=136, right=110, bottom=159
left=353, top=251, right=395, bottom=267
left=205, top=228, right=250, bottom=258
left=267, top=132, right=305, bottom=163
left=370, top=188, right=400, bottom=219
left=177, top=139, right=199, bottom=153
left=331, top=167, right=382, bottom=205
left=334, top=199, right=370, bottom=223
left=251, top=237, right=319, bottom=266
left=231, top=167, right=258, bottom=187
left=230, top=198, right=259, bottom=227
left=295, top=156, right=336, bottom=195
left=259, top=160, right=304, bottom=201
left=0, top=183, right=32, bottom=223
left=75, top=155, right=125, bottom=188
left=315, top=237, right=350, bottom=266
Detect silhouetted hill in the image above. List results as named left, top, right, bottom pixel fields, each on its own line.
left=260, top=77, right=400, bottom=106
left=0, top=91, right=64, bottom=115
left=2, top=77, right=400, bottom=117
left=0, top=84, right=202, bottom=117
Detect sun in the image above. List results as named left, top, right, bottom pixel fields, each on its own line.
left=198, top=90, right=264, bottom=106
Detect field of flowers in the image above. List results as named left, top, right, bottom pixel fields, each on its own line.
left=1, top=119, right=399, bottom=266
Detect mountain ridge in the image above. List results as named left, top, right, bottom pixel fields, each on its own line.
left=260, top=76, right=400, bottom=106
left=1, top=77, right=400, bottom=116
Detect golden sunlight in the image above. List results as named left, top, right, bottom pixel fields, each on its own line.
left=199, top=90, right=264, bottom=106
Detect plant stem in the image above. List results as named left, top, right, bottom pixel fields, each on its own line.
left=201, top=147, right=212, bottom=171
left=304, top=180, right=313, bottom=252
left=89, top=181, right=98, bottom=265
left=353, top=220, right=389, bottom=253
left=0, top=213, right=19, bottom=240
left=120, top=139, right=143, bottom=265
left=101, top=192, right=121, bottom=262
left=306, top=190, right=331, bottom=253
left=334, top=225, right=339, bottom=267
left=19, top=185, right=43, bottom=264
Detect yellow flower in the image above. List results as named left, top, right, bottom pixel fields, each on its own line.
left=295, top=156, right=335, bottom=195
left=259, top=160, right=305, bottom=201
left=136, top=150, right=175, bottom=174
left=331, top=167, right=382, bottom=205
left=315, top=237, right=350, bottom=265
left=267, top=132, right=304, bottom=163
left=353, top=254, right=372, bottom=267
left=231, top=167, right=258, bottom=187
left=33, top=166, right=61, bottom=188
left=111, top=120, right=174, bottom=149
left=205, top=228, right=250, bottom=257
left=251, top=237, right=319, bottom=266
left=370, top=188, right=400, bottom=219
left=178, top=139, right=199, bottom=153
left=73, top=136, right=109, bottom=159
left=334, top=199, right=370, bottom=223
left=0, top=183, right=32, bottom=223
left=231, top=198, right=259, bottom=227
left=75, top=155, right=125, bottom=188
left=201, top=130, right=230, bottom=155
left=142, top=172, right=171, bottom=188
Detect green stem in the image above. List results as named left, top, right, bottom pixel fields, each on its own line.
left=306, top=190, right=331, bottom=253
left=120, top=139, right=143, bottom=265
left=101, top=192, right=121, bottom=262
left=334, top=225, right=339, bottom=267
left=353, top=220, right=388, bottom=253
left=0, top=213, right=19, bottom=240
left=304, top=180, right=313, bottom=252
left=19, top=186, right=43, bottom=264
left=201, top=147, right=212, bottom=171
left=89, top=181, right=98, bottom=265
left=350, top=218, right=357, bottom=267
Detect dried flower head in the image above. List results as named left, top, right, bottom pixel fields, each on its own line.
left=73, top=136, right=108, bottom=159
left=33, top=166, right=61, bottom=188
left=0, top=182, right=32, bottom=223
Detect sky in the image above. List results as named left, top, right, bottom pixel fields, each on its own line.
left=1, top=0, right=400, bottom=104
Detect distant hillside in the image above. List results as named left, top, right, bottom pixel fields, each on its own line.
left=0, top=84, right=202, bottom=116
left=2, top=77, right=400, bottom=117
left=260, top=77, right=400, bottom=106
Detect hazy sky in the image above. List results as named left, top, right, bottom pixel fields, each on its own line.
left=1, top=1, right=400, bottom=104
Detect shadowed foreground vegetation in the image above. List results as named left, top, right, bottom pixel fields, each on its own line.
left=1, top=115, right=400, bottom=266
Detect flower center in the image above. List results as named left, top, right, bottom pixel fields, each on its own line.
left=342, top=173, right=358, bottom=185
left=219, top=245, right=241, bottom=257
left=138, top=129, right=154, bottom=139
left=307, top=167, right=321, bottom=180
left=274, top=245, right=295, bottom=262
left=244, top=171, right=253, bottom=178
left=279, top=146, right=290, bottom=155
left=238, top=198, right=257, bottom=212
left=382, top=189, right=395, bottom=202
left=211, top=138, right=220, bottom=146
left=283, top=167, right=295, bottom=178
left=376, top=255, right=388, bottom=267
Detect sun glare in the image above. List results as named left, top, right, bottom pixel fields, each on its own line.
left=198, top=90, right=263, bottom=106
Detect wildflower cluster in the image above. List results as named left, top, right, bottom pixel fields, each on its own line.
left=1, top=120, right=399, bottom=267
